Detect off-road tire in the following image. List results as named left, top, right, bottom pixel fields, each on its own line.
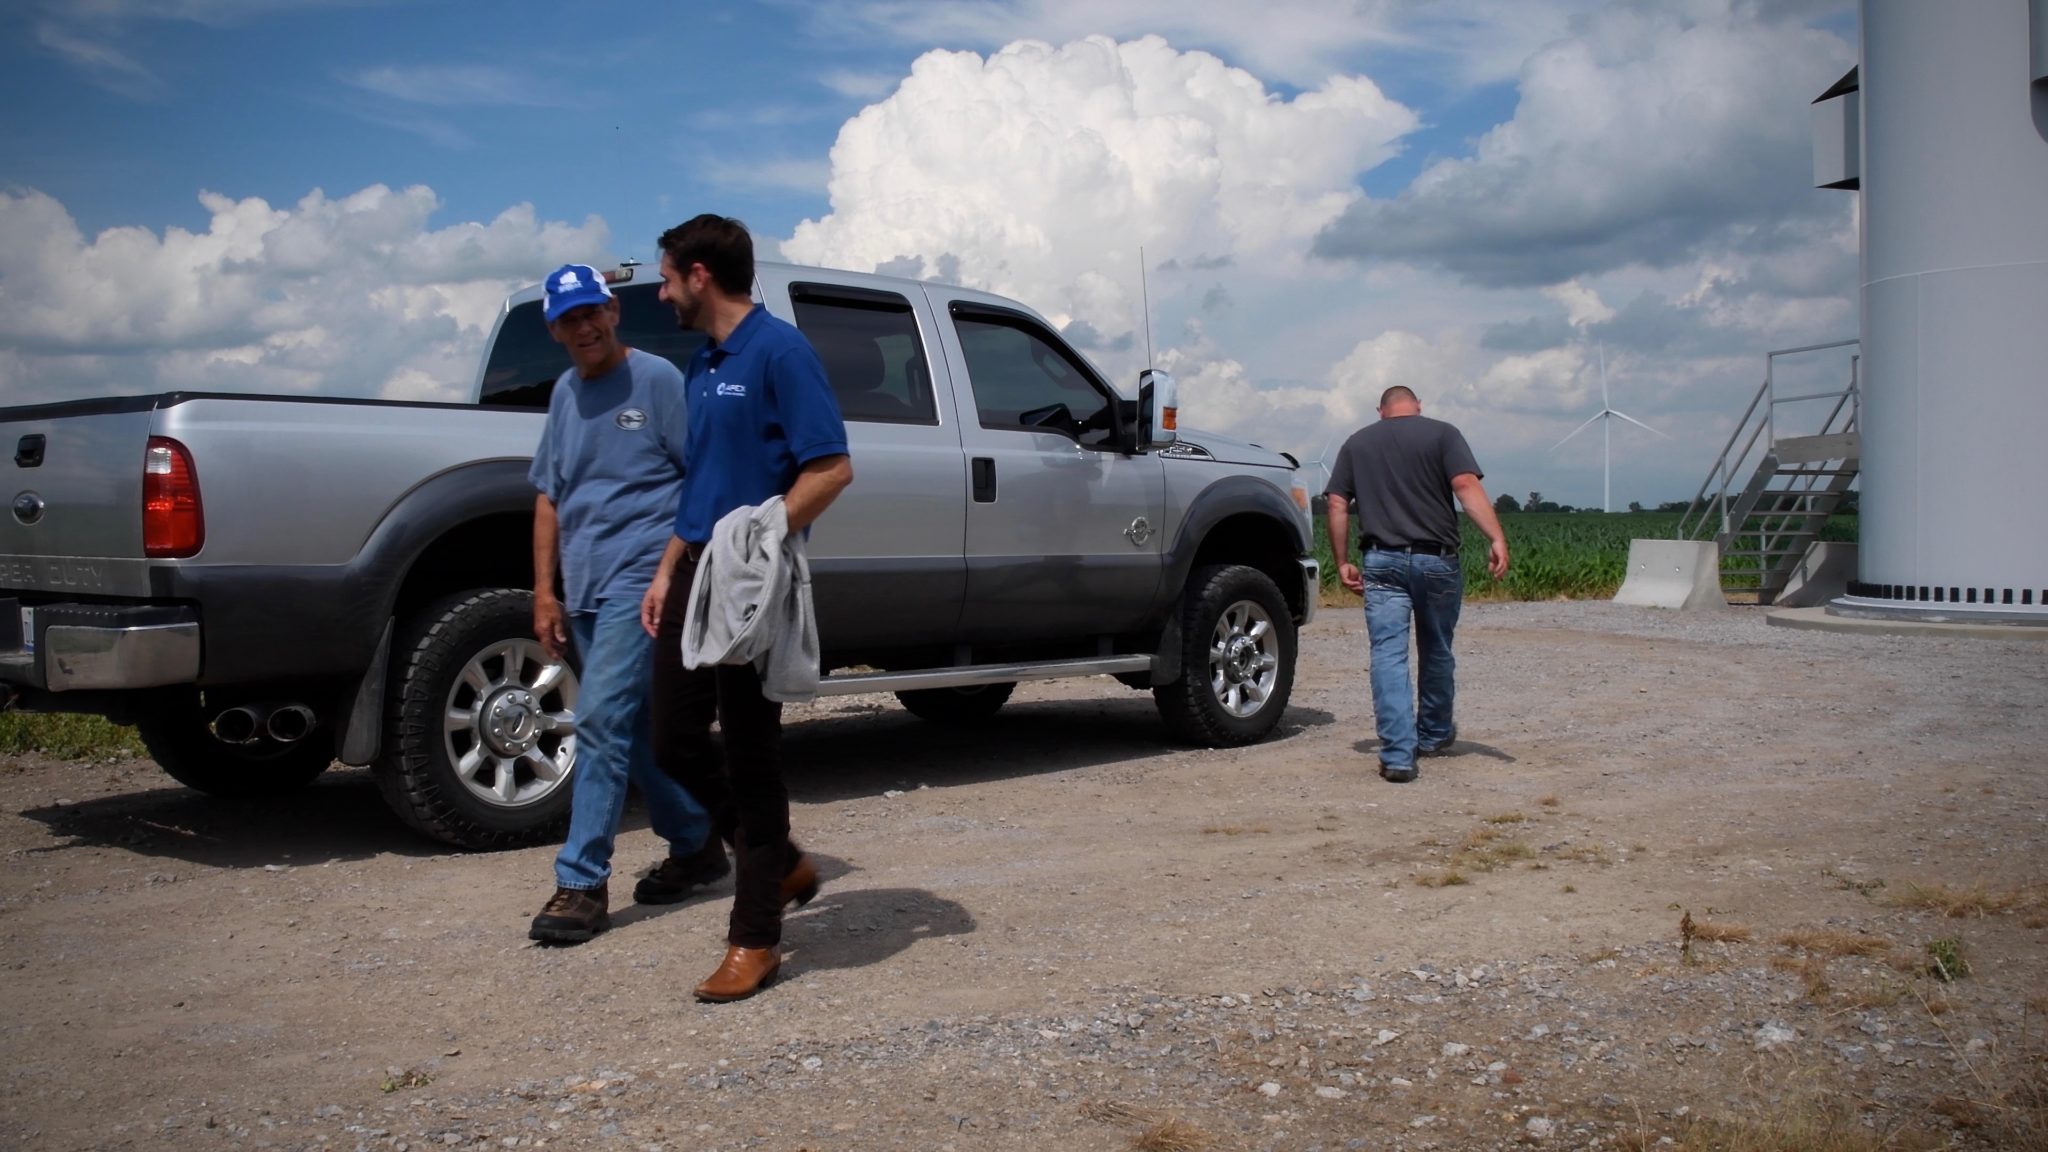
left=374, top=589, right=577, bottom=850
left=1153, top=563, right=1297, bottom=747
left=896, top=682, right=1017, bottom=724
left=137, top=694, right=333, bottom=798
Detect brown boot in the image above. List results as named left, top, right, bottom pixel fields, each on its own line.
left=529, top=883, right=608, bottom=944
left=694, top=945, right=781, bottom=1002
left=780, top=852, right=820, bottom=910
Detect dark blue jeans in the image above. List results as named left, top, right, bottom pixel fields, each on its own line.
left=1362, top=549, right=1463, bottom=770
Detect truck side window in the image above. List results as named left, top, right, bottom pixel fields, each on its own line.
left=954, top=312, right=1118, bottom=448
left=479, top=285, right=707, bottom=408
left=791, top=287, right=939, bottom=425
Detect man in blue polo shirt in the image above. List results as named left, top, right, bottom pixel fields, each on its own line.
left=639, top=215, right=853, bottom=1002
left=525, top=262, right=725, bottom=944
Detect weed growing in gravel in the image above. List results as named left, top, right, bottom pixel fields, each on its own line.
left=1889, top=880, right=2043, bottom=918
left=1776, top=929, right=1890, bottom=957
left=1689, top=920, right=1754, bottom=944
left=1417, top=870, right=1470, bottom=888
left=1772, top=953, right=1832, bottom=1000
left=380, top=1069, right=431, bottom=1093
left=1538, top=795, right=1560, bottom=807
left=1200, top=825, right=1270, bottom=836
left=1635, top=1100, right=1934, bottom=1152
left=0, top=712, right=145, bottom=760
left=1926, top=937, right=1970, bottom=982
left=1484, top=811, right=1526, bottom=824
left=1129, top=1119, right=1215, bottom=1151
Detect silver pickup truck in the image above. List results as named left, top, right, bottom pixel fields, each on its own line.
left=1, top=261, right=1318, bottom=848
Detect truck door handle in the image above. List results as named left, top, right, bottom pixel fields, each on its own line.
left=15, top=435, right=45, bottom=468
left=971, top=457, right=996, bottom=503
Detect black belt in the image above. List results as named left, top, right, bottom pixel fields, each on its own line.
left=1363, top=539, right=1450, bottom=556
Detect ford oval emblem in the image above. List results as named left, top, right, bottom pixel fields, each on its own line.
left=616, top=408, right=648, bottom=431
left=12, top=491, right=44, bottom=525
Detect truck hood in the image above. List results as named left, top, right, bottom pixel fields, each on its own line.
left=1160, top=426, right=1296, bottom=470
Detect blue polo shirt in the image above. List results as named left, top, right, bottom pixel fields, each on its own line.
left=672, top=306, right=849, bottom=544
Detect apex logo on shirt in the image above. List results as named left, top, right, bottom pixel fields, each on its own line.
left=716, top=382, right=748, bottom=398
left=615, top=408, right=648, bottom=431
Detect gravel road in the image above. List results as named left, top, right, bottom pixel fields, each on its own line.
left=3, top=602, right=2044, bottom=1151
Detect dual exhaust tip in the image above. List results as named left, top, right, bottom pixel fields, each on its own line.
left=212, top=703, right=317, bottom=745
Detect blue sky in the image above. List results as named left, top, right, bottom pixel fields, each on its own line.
left=0, top=0, right=1860, bottom=507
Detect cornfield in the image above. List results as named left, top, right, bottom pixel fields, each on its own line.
left=1314, top=512, right=1859, bottom=601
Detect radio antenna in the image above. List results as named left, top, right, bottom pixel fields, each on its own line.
left=1139, top=247, right=1155, bottom=367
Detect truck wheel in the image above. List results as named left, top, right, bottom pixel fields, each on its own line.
left=1154, top=564, right=1297, bottom=747
left=375, top=589, right=579, bottom=850
left=896, top=683, right=1016, bottom=724
left=137, top=697, right=332, bottom=798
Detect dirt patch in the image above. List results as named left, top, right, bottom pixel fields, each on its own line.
left=3, top=603, right=2045, bottom=1150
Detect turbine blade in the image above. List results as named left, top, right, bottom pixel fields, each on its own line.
left=1610, top=409, right=1668, bottom=438
left=1551, top=412, right=1605, bottom=452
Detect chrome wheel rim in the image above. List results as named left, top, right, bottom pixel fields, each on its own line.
left=442, top=639, right=577, bottom=810
left=1208, top=599, right=1279, bottom=719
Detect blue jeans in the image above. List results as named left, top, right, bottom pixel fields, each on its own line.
left=1363, top=549, right=1464, bottom=770
left=555, top=598, right=711, bottom=891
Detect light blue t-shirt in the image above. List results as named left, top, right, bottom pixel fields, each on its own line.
left=529, top=348, right=689, bottom=612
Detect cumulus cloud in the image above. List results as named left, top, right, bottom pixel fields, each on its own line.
left=1314, top=0, right=1855, bottom=286
left=784, top=35, right=1416, bottom=376
left=0, top=185, right=608, bottom=405
left=813, top=0, right=1588, bottom=88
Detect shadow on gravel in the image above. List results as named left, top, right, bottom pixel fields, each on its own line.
left=607, top=851, right=860, bottom=932
left=1351, top=737, right=1517, bottom=763
left=779, top=885, right=975, bottom=977
left=15, top=767, right=437, bottom=867
left=782, top=698, right=1336, bottom=804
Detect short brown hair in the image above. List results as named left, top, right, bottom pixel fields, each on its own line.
left=658, top=214, right=754, bottom=296
left=1379, top=385, right=1418, bottom=408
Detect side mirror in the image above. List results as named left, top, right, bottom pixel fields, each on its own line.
left=1138, top=369, right=1178, bottom=449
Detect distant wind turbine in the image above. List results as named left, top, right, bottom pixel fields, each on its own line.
left=1550, top=345, right=1669, bottom=513
left=1304, top=430, right=1343, bottom=497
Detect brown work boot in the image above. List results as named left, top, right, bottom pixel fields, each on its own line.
left=528, top=883, right=608, bottom=944
left=780, top=852, right=820, bottom=910
left=694, top=945, right=781, bottom=1002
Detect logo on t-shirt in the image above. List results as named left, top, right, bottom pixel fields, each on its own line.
left=615, top=408, right=648, bottom=431
left=716, top=382, right=747, bottom=398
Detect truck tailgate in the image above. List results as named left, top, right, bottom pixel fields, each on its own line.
left=0, top=398, right=156, bottom=593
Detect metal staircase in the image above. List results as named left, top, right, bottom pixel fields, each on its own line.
left=1677, top=339, right=1860, bottom=605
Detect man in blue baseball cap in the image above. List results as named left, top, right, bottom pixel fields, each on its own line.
left=527, top=262, right=726, bottom=943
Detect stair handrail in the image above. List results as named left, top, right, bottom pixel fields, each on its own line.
left=1677, top=339, right=1859, bottom=543
left=1677, top=377, right=1769, bottom=541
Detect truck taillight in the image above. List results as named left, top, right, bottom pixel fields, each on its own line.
left=143, top=436, right=204, bottom=558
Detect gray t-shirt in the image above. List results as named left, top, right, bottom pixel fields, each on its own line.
left=1325, top=415, right=1481, bottom=554
left=529, top=349, right=690, bottom=612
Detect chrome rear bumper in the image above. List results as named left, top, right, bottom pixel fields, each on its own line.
left=0, top=600, right=200, bottom=692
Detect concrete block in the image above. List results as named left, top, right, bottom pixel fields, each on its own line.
left=1613, top=540, right=1727, bottom=610
left=1775, top=541, right=1857, bottom=608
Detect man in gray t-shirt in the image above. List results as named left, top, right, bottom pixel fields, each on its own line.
left=525, top=263, right=723, bottom=944
left=1325, top=386, right=1509, bottom=783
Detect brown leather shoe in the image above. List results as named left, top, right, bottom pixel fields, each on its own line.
left=780, top=853, right=821, bottom=910
left=694, top=945, right=781, bottom=1002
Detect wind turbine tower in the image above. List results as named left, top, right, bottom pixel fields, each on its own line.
left=1551, top=346, right=1667, bottom=513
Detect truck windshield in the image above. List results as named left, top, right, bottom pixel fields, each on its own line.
left=479, top=284, right=707, bottom=408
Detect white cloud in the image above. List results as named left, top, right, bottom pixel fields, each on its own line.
left=34, top=20, right=160, bottom=99
left=820, top=69, right=901, bottom=101
left=812, top=0, right=1589, bottom=88
left=345, top=63, right=569, bottom=108
left=1315, top=0, right=1856, bottom=286
left=0, top=185, right=609, bottom=406
left=784, top=34, right=1416, bottom=373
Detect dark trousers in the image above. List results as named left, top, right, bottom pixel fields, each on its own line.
left=651, top=554, right=800, bottom=949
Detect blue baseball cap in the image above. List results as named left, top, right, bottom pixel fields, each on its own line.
left=542, top=263, right=614, bottom=323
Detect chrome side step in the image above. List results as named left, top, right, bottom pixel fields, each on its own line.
left=815, top=655, right=1153, bottom=697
